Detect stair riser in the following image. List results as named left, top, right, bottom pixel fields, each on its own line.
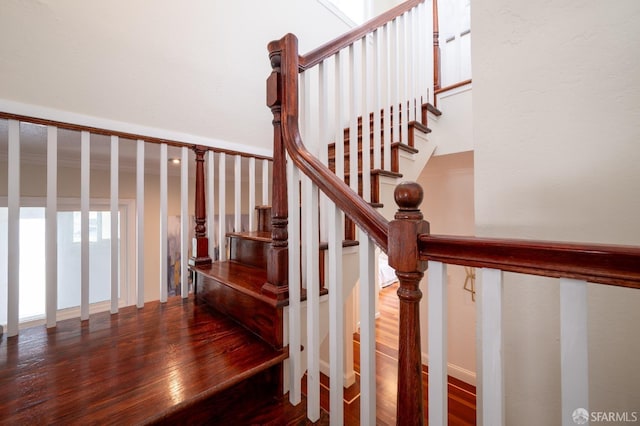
left=230, top=237, right=269, bottom=269
left=195, top=276, right=283, bottom=348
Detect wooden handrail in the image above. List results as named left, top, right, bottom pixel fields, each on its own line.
left=299, top=0, right=424, bottom=71
left=419, top=234, right=640, bottom=289
left=434, top=78, right=472, bottom=96
left=0, top=111, right=273, bottom=161
left=270, top=33, right=389, bottom=252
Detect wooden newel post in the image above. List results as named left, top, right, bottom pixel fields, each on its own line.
left=263, top=40, right=289, bottom=305
left=388, top=181, right=429, bottom=425
left=190, top=145, right=212, bottom=267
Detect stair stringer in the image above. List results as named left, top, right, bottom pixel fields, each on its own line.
left=282, top=245, right=361, bottom=394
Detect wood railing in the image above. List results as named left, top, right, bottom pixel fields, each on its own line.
left=0, top=110, right=270, bottom=335
left=268, top=1, right=640, bottom=425
left=267, top=0, right=431, bottom=424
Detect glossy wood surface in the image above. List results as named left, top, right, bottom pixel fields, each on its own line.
left=420, top=234, right=640, bottom=289
left=0, top=296, right=286, bottom=425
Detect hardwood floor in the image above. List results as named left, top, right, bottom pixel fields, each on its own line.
left=306, top=282, right=477, bottom=425
left=0, top=296, right=286, bottom=425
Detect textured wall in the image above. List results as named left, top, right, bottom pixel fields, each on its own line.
left=473, top=0, right=640, bottom=424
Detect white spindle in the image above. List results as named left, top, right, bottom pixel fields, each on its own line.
left=399, top=13, right=409, bottom=145
left=7, top=120, right=19, bottom=336
left=391, top=19, right=401, bottom=156
left=560, top=278, right=589, bottom=426
left=262, top=159, right=269, bottom=206
left=428, top=260, right=448, bottom=426
left=318, top=60, right=330, bottom=243
left=160, top=143, right=168, bottom=303
left=234, top=155, right=241, bottom=232
left=218, top=153, right=227, bottom=261
left=287, top=157, right=302, bottom=405
left=249, top=157, right=256, bottom=232
left=361, top=36, right=371, bottom=202
left=46, top=126, right=58, bottom=327
left=328, top=201, right=344, bottom=424
left=348, top=43, right=358, bottom=194
left=384, top=21, right=400, bottom=170
left=303, top=174, right=321, bottom=422
left=382, top=23, right=392, bottom=171
left=136, top=139, right=145, bottom=308
left=81, top=131, right=90, bottom=320
left=481, top=268, right=505, bottom=426
left=335, top=51, right=345, bottom=180
left=359, top=234, right=376, bottom=424
left=372, top=28, right=382, bottom=171
left=180, top=147, right=189, bottom=299
left=110, top=136, right=119, bottom=313
left=207, top=151, right=216, bottom=260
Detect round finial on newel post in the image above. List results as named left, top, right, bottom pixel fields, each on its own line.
left=394, top=181, right=423, bottom=210
left=394, top=181, right=424, bottom=221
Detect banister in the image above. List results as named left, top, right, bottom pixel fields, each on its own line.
left=419, top=234, right=640, bottom=289
left=299, top=0, right=424, bottom=71
left=270, top=33, right=389, bottom=253
left=0, top=111, right=273, bottom=161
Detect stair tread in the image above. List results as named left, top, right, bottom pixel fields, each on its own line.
left=196, top=260, right=275, bottom=305
left=227, top=230, right=272, bottom=243
left=425, top=102, right=443, bottom=116
left=0, top=296, right=286, bottom=425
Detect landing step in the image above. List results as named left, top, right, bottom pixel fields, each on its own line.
left=0, top=296, right=287, bottom=425
left=227, top=230, right=272, bottom=243
left=196, top=260, right=275, bottom=306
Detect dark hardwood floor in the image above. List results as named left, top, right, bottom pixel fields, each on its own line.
left=0, top=296, right=287, bottom=425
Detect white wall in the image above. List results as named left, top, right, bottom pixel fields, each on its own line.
left=473, top=0, right=640, bottom=424
left=0, top=0, right=351, bottom=154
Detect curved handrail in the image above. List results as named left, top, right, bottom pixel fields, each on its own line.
left=299, top=0, right=424, bottom=71
left=420, top=234, right=640, bottom=289
left=275, top=33, right=389, bottom=252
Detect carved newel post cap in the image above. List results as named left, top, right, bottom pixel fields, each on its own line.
left=394, top=181, right=423, bottom=211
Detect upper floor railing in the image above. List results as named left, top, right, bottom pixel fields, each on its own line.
left=0, top=109, right=271, bottom=336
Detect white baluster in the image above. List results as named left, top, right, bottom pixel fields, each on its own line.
left=382, top=23, right=392, bottom=171
left=234, top=155, right=241, bottom=232
left=46, top=126, right=58, bottom=327
left=81, top=131, right=91, bottom=319
left=218, top=153, right=227, bottom=261
left=335, top=51, right=345, bottom=180
left=287, top=157, right=302, bottom=405
left=262, top=159, right=269, bottom=206
left=136, top=139, right=145, bottom=308
left=7, top=120, right=19, bottom=336
left=318, top=59, right=329, bottom=243
left=361, top=35, right=371, bottom=202
left=428, top=260, right=448, bottom=426
left=208, top=151, right=216, bottom=260
left=248, top=157, right=256, bottom=232
left=349, top=43, right=358, bottom=194
left=372, top=28, right=382, bottom=171
left=328, top=200, right=344, bottom=425
left=399, top=13, right=409, bottom=145
left=560, top=278, right=589, bottom=426
left=481, top=268, right=505, bottom=426
left=110, top=136, right=119, bottom=313
left=160, top=143, right=168, bottom=303
left=359, top=233, right=376, bottom=424
left=303, top=174, right=321, bottom=422
left=180, top=147, right=189, bottom=298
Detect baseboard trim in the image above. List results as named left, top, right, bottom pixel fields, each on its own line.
left=421, top=352, right=477, bottom=386
left=319, top=359, right=357, bottom=388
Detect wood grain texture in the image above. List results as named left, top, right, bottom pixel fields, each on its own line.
left=0, top=296, right=286, bottom=425
left=419, top=235, right=640, bottom=289
left=194, top=261, right=284, bottom=347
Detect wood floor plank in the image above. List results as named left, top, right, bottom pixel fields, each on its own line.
left=0, top=296, right=286, bottom=425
